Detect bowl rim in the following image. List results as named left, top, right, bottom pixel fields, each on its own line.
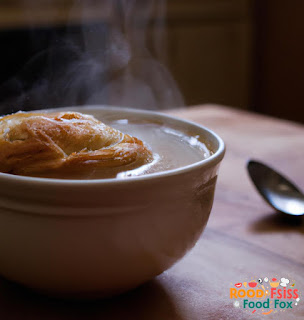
left=0, top=106, right=225, bottom=186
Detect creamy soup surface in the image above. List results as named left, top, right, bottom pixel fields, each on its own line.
left=111, top=120, right=211, bottom=179
left=28, top=119, right=212, bottom=180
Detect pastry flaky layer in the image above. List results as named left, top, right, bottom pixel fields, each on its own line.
left=0, top=111, right=153, bottom=177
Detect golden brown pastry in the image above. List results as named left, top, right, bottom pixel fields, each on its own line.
left=0, top=111, right=153, bottom=178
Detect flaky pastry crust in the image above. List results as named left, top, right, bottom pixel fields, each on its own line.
left=0, top=111, right=153, bottom=177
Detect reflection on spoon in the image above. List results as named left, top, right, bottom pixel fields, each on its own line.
left=247, top=160, right=304, bottom=216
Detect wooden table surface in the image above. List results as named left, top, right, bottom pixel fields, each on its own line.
left=0, top=105, right=303, bottom=319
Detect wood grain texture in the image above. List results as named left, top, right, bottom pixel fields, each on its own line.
left=0, top=105, right=303, bottom=320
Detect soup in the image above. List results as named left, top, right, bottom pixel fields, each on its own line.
left=0, top=110, right=211, bottom=179
left=33, top=119, right=211, bottom=179
left=111, top=119, right=211, bottom=179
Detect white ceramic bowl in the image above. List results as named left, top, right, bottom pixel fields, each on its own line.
left=0, top=106, right=225, bottom=298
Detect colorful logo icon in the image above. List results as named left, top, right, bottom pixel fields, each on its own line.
left=230, top=276, right=301, bottom=316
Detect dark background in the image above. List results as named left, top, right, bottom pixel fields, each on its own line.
left=253, top=0, right=304, bottom=123
left=0, top=0, right=303, bottom=123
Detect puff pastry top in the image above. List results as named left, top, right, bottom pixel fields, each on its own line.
left=0, top=111, right=153, bottom=177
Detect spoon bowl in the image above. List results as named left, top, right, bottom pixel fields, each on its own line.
left=247, top=160, right=304, bottom=216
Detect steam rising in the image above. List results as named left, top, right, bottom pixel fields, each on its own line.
left=0, top=0, right=184, bottom=114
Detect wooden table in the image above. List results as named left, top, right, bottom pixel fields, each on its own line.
left=0, top=105, right=303, bottom=319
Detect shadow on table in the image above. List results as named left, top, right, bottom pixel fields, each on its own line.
left=250, top=211, right=304, bottom=234
left=0, top=277, right=184, bottom=320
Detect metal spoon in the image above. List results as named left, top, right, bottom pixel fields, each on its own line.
left=247, top=160, right=304, bottom=216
